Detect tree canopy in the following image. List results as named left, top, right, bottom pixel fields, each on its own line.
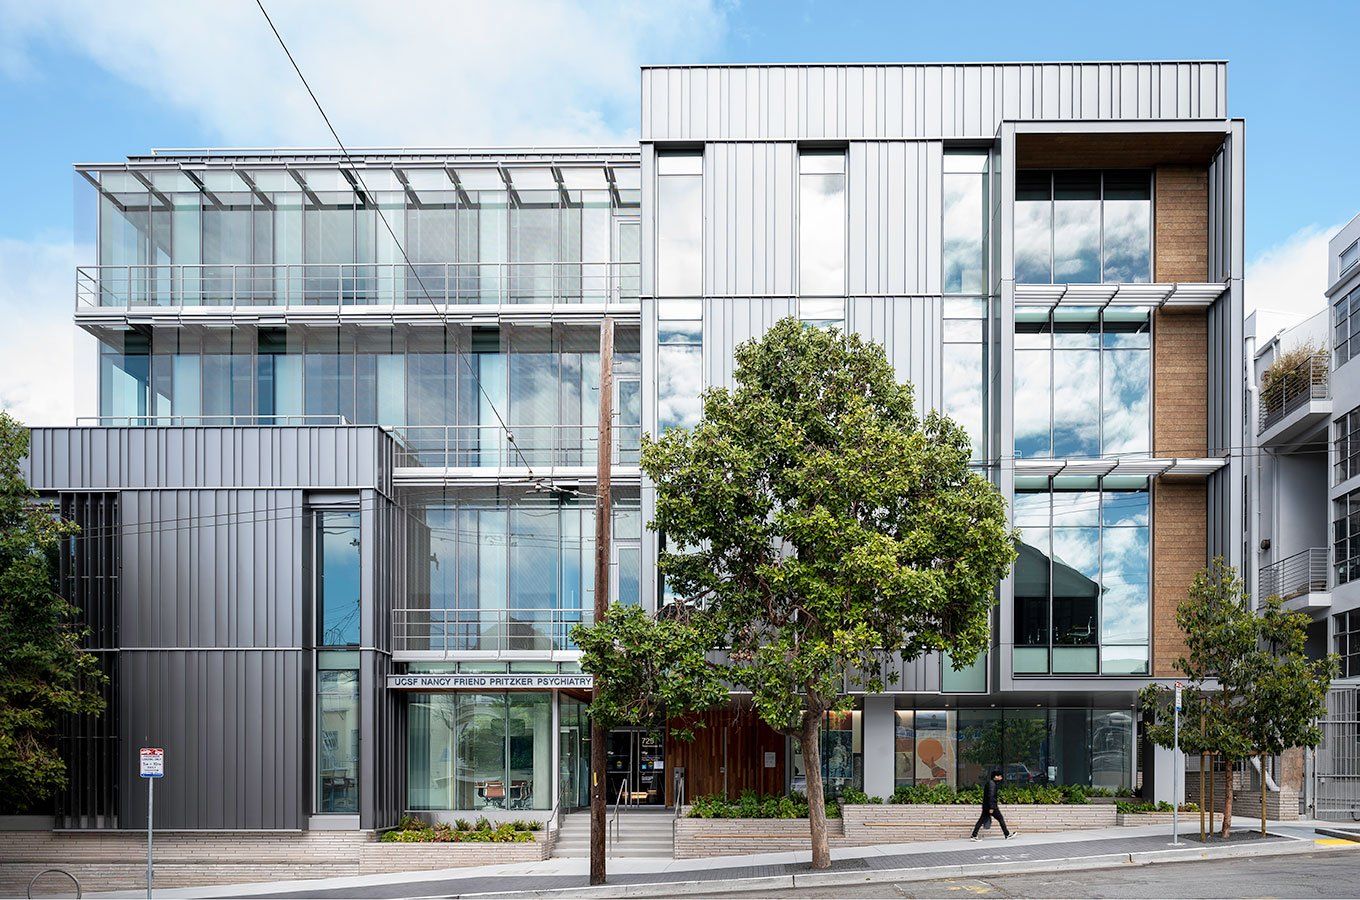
left=0, top=411, right=105, bottom=809
left=595, top=318, right=1016, bottom=867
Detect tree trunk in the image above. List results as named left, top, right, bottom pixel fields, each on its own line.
left=1198, top=752, right=1206, bottom=841
left=800, top=712, right=831, bottom=870
left=1260, top=753, right=1268, bottom=837
left=1221, top=759, right=1234, bottom=839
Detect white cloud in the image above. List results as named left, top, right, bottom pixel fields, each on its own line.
left=0, top=237, right=79, bottom=426
left=0, top=0, right=730, bottom=147
left=1245, top=223, right=1343, bottom=318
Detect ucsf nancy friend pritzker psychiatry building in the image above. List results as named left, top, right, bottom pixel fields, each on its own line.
left=18, top=61, right=1246, bottom=834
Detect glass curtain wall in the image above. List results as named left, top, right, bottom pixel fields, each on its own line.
left=407, top=692, right=553, bottom=811
left=401, top=491, right=642, bottom=654
left=1015, top=170, right=1151, bottom=285
left=96, top=324, right=642, bottom=463
left=1013, top=307, right=1151, bottom=460
left=1013, top=477, right=1151, bottom=675
left=893, top=706, right=1134, bottom=790
left=789, top=707, right=864, bottom=798
left=92, top=170, right=640, bottom=307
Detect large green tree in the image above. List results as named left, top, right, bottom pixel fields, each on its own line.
left=1141, top=559, right=1334, bottom=838
left=0, top=412, right=105, bottom=808
left=638, top=318, right=1016, bottom=868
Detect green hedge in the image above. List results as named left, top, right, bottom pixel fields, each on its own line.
left=380, top=815, right=540, bottom=843
left=888, top=783, right=1092, bottom=805
left=1115, top=800, right=1198, bottom=814
left=687, top=790, right=841, bottom=819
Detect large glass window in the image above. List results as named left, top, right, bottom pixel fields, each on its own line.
left=893, top=704, right=1134, bottom=791
left=1014, top=307, right=1151, bottom=460
left=799, top=150, right=846, bottom=296
left=790, top=707, right=863, bottom=798
left=407, top=691, right=553, bottom=811
left=656, top=152, right=703, bottom=297
left=1336, top=489, right=1360, bottom=587
left=1014, top=170, right=1151, bottom=285
left=943, top=152, right=989, bottom=294
left=1336, top=286, right=1360, bottom=367
left=1339, top=406, right=1360, bottom=484
left=1013, top=477, right=1150, bottom=676
left=1335, top=610, right=1360, bottom=678
left=943, top=298, right=988, bottom=459
left=657, top=298, right=703, bottom=432
left=316, top=509, right=361, bottom=648
left=403, top=492, right=641, bottom=653
left=317, top=661, right=360, bottom=814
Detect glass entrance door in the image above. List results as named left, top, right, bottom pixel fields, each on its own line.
left=605, top=729, right=666, bottom=805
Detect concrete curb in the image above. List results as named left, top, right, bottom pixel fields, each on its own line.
left=460, top=835, right=1334, bottom=899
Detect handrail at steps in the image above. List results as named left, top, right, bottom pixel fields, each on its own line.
left=610, top=778, right=628, bottom=852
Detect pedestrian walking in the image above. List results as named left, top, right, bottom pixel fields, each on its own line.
left=971, top=769, right=1015, bottom=840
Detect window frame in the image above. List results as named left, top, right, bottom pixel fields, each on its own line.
left=1013, top=169, right=1154, bottom=286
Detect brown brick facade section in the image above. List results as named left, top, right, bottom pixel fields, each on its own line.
left=1152, top=479, right=1206, bottom=677
left=1154, top=165, right=1209, bottom=282
left=1153, top=309, right=1208, bottom=457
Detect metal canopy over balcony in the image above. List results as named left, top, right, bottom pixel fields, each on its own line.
left=1013, top=456, right=1228, bottom=479
left=1013, top=281, right=1229, bottom=310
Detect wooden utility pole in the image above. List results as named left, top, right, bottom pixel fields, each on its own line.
left=589, top=316, right=614, bottom=886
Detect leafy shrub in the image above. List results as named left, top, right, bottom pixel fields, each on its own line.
left=1116, top=800, right=1198, bottom=814
left=380, top=816, right=540, bottom=842
left=687, top=790, right=842, bottom=819
left=839, top=789, right=884, bottom=805
left=890, top=783, right=1090, bottom=805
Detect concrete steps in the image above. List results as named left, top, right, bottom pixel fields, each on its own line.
left=554, top=809, right=674, bottom=858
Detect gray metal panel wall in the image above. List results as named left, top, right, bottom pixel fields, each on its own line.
left=848, top=142, right=942, bottom=296
left=702, top=297, right=797, bottom=388
left=24, top=426, right=391, bottom=493
left=119, top=649, right=304, bottom=830
left=846, top=296, right=943, bottom=417
left=642, top=62, right=1228, bottom=142
left=120, top=489, right=303, bottom=648
left=703, top=143, right=795, bottom=297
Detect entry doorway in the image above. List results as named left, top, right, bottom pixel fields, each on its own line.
left=606, top=728, right=666, bottom=806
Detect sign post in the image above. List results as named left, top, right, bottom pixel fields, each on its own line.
left=140, top=748, right=164, bottom=898
left=1172, top=684, right=1182, bottom=846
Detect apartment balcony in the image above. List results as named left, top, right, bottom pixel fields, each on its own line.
left=389, top=424, right=642, bottom=487
left=1258, top=352, right=1331, bottom=447
left=74, top=261, right=640, bottom=328
left=392, top=607, right=592, bottom=660
left=1260, top=548, right=1330, bottom=614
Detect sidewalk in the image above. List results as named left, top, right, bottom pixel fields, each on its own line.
left=95, top=819, right=1352, bottom=900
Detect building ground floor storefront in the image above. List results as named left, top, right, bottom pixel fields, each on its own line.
left=387, top=682, right=1141, bottom=820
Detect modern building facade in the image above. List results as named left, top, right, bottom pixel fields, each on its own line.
left=20, top=60, right=1246, bottom=832
left=1251, top=212, right=1360, bottom=819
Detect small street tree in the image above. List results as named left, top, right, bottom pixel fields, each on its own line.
left=638, top=318, right=1016, bottom=868
left=1141, top=559, right=1334, bottom=838
left=0, top=412, right=105, bottom=809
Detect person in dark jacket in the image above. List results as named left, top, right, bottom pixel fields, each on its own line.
left=971, top=769, right=1015, bottom=840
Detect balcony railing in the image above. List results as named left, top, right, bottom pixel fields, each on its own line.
left=389, top=424, right=640, bottom=468
left=75, top=414, right=350, bottom=427
left=1258, top=353, right=1329, bottom=432
left=393, top=607, right=593, bottom=655
left=76, top=261, right=640, bottom=310
left=1260, top=548, right=1329, bottom=601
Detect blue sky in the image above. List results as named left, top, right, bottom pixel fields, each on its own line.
left=0, top=0, right=1356, bottom=421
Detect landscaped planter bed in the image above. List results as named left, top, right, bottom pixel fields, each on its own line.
left=1115, top=812, right=1182, bottom=826
left=673, top=816, right=850, bottom=859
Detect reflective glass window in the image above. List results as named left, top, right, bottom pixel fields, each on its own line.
left=317, top=667, right=359, bottom=813
left=656, top=152, right=703, bottom=296
left=317, top=509, right=362, bottom=647
left=799, top=151, right=846, bottom=296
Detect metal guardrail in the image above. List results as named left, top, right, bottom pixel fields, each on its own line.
left=75, top=414, right=350, bottom=427
left=1260, top=547, right=1329, bottom=601
left=389, top=424, right=640, bottom=468
left=393, top=607, right=593, bottom=654
left=610, top=779, right=628, bottom=853
left=76, top=262, right=640, bottom=309
left=1259, top=352, right=1329, bottom=432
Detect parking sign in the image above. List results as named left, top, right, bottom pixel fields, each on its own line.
left=140, top=747, right=164, bottom=778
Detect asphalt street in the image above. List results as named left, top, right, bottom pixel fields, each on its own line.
left=689, top=848, right=1360, bottom=898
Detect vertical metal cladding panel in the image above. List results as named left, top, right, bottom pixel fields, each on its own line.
left=846, top=297, right=943, bottom=419
left=703, top=143, right=795, bottom=297
left=702, top=297, right=797, bottom=390
left=848, top=142, right=941, bottom=297
left=118, top=649, right=303, bottom=829
left=119, top=489, right=304, bottom=649
left=23, top=426, right=390, bottom=492
left=641, top=63, right=1227, bottom=142
left=362, top=651, right=405, bottom=830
